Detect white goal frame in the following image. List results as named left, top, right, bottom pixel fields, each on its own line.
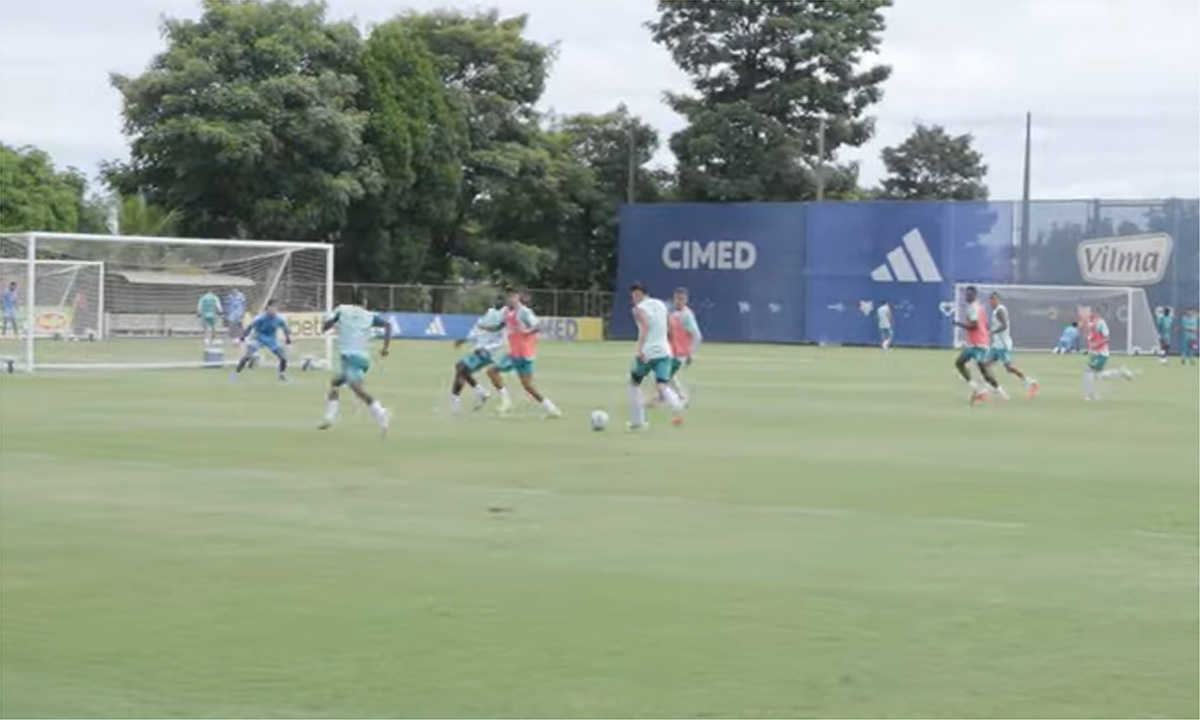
left=952, top=282, right=1152, bottom=355
left=1, top=231, right=334, bottom=372
left=0, top=258, right=107, bottom=338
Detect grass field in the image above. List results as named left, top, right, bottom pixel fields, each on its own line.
left=1, top=341, right=1197, bottom=718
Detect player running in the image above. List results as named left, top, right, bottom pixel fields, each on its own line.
left=1082, top=306, right=1134, bottom=401
left=952, top=285, right=1001, bottom=405
left=627, top=282, right=684, bottom=430
left=877, top=299, right=893, bottom=350
left=197, top=289, right=223, bottom=345
left=494, top=290, right=561, bottom=417
left=450, top=303, right=508, bottom=414
left=983, top=291, right=1039, bottom=399
left=1181, top=308, right=1198, bottom=365
left=318, top=294, right=392, bottom=435
left=666, top=287, right=702, bottom=404
left=1154, top=306, right=1173, bottom=363
left=234, top=299, right=291, bottom=380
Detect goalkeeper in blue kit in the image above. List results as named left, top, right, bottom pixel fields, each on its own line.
left=234, top=299, right=291, bottom=380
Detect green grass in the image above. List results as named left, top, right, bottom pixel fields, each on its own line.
left=1, top=342, right=1197, bottom=718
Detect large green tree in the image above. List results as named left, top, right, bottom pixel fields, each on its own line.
left=879, top=123, right=989, bottom=200
left=105, top=0, right=369, bottom=242
left=0, top=144, right=96, bottom=233
left=342, top=20, right=466, bottom=283
left=649, top=0, right=891, bottom=201
left=396, top=10, right=560, bottom=286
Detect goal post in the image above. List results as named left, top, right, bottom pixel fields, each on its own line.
left=0, top=232, right=334, bottom=372
left=952, top=283, right=1158, bottom=355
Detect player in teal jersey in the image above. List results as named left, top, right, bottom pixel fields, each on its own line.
left=627, top=282, right=683, bottom=430
left=234, top=299, right=291, bottom=380
left=196, top=289, right=223, bottom=345
left=982, top=292, right=1039, bottom=399
left=450, top=303, right=508, bottom=413
left=1154, top=306, right=1173, bottom=363
left=1181, top=308, right=1198, bottom=365
left=318, top=293, right=392, bottom=435
left=877, top=300, right=893, bottom=350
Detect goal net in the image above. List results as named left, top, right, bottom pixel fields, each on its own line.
left=952, top=283, right=1158, bottom=355
left=0, top=232, right=333, bottom=371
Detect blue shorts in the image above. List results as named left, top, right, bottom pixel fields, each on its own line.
left=631, top=356, right=672, bottom=384
left=496, top=355, right=534, bottom=377
left=460, top=349, right=494, bottom=373
left=248, top=337, right=285, bottom=357
left=335, top=352, right=371, bottom=385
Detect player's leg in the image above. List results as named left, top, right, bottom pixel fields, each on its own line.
left=978, top=358, right=1008, bottom=400
left=270, top=342, right=288, bottom=380
left=488, top=359, right=513, bottom=412
left=654, top=359, right=684, bottom=424
left=1005, top=360, right=1039, bottom=397
left=517, top=360, right=560, bottom=417
left=668, top=357, right=689, bottom=405
left=627, top=360, right=650, bottom=429
left=235, top=339, right=260, bottom=373
left=343, top=355, right=388, bottom=433
left=319, top=377, right=344, bottom=429
left=956, top=348, right=987, bottom=403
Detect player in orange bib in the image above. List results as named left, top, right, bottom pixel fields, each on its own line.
left=494, top=289, right=561, bottom=418
left=952, top=285, right=1002, bottom=405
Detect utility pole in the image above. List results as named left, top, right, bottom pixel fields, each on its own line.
left=626, top=120, right=636, bottom=204
left=1019, top=111, right=1032, bottom=281
left=815, top=115, right=827, bottom=202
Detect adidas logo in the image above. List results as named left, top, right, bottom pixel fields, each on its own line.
left=424, top=316, right=446, bottom=336
left=870, top=229, right=944, bottom=283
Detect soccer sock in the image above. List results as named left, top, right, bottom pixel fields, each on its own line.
left=628, top=384, right=646, bottom=426
left=660, top=386, right=683, bottom=412
left=1098, top=369, right=1121, bottom=380
left=279, top=358, right=287, bottom=374
left=369, top=399, right=387, bottom=425
left=673, top=378, right=689, bottom=399
left=498, top=387, right=511, bottom=401
left=324, top=399, right=339, bottom=422
left=994, top=385, right=1009, bottom=399
left=472, top=384, right=489, bottom=400
left=236, top=357, right=248, bottom=373
left=450, top=395, right=461, bottom=412
left=540, top=397, right=559, bottom=413
left=1083, top=371, right=1094, bottom=396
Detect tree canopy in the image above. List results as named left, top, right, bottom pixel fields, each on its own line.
left=879, top=123, right=989, bottom=200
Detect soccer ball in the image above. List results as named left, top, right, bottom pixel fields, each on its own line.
left=590, top=409, right=609, bottom=431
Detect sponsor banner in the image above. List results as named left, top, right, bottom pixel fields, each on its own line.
left=1077, top=233, right=1173, bottom=286
left=614, top=203, right=807, bottom=342
left=805, top=202, right=1014, bottom=346
left=371, top=313, right=604, bottom=341
left=285, top=312, right=328, bottom=339
left=538, top=316, right=603, bottom=341
left=30, top=306, right=75, bottom=336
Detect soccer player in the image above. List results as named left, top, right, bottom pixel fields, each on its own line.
left=234, top=299, right=291, bottom=380
left=1181, top=308, right=1198, bottom=365
left=1053, top=322, right=1080, bottom=354
left=450, top=303, right=508, bottom=413
left=197, top=289, right=223, bottom=345
left=984, top=291, right=1039, bottom=399
left=666, top=287, right=702, bottom=404
left=2, top=281, right=18, bottom=337
left=877, top=299, right=893, bottom=350
left=627, top=282, right=684, bottom=430
left=318, top=294, right=391, bottom=435
left=952, top=285, right=1000, bottom=405
left=495, top=290, right=561, bottom=417
left=225, top=288, right=247, bottom=341
left=1082, top=307, right=1134, bottom=401
left=1154, top=306, right=1173, bottom=363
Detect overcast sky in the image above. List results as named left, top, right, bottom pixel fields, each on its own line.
left=1, top=0, right=1197, bottom=200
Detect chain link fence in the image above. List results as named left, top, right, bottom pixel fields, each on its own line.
left=332, top=282, right=613, bottom=318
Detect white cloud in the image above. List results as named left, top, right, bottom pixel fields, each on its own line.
left=0, top=0, right=1195, bottom=199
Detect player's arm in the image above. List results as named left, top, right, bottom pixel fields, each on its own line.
left=954, top=306, right=978, bottom=330
left=282, top=318, right=292, bottom=345
left=196, top=296, right=204, bottom=317
left=519, top=308, right=540, bottom=335
left=633, top=307, right=647, bottom=358
left=372, top=313, right=391, bottom=356
left=240, top=314, right=259, bottom=342
left=321, top=310, right=340, bottom=333
left=994, top=307, right=1009, bottom=335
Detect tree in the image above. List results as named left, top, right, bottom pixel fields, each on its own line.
left=0, top=144, right=92, bottom=233
left=879, top=123, right=989, bottom=200
left=649, top=0, right=891, bottom=201
left=105, top=0, right=370, bottom=242
left=342, top=20, right=466, bottom=283
left=116, top=194, right=181, bottom=236
left=396, top=10, right=560, bottom=287
left=544, top=105, right=664, bottom=290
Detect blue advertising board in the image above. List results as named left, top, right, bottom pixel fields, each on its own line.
left=614, top=203, right=806, bottom=342
left=803, top=202, right=1014, bottom=347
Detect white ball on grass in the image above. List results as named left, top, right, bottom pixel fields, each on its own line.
left=590, top=409, right=609, bottom=431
